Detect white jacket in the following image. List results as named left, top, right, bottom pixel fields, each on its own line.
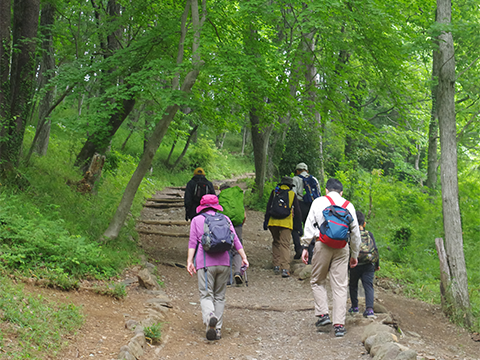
left=301, top=191, right=361, bottom=258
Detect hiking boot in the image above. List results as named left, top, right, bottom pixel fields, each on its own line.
left=215, top=329, right=221, bottom=340
left=348, top=306, right=359, bottom=314
left=334, top=324, right=346, bottom=337
left=281, top=269, right=290, bottom=278
left=206, top=313, right=218, bottom=341
left=315, top=314, right=332, bottom=327
left=234, top=273, right=244, bottom=285
left=363, top=308, right=375, bottom=318
left=273, top=266, right=280, bottom=275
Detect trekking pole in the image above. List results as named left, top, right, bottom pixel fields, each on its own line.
left=240, top=264, right=248, bottom=287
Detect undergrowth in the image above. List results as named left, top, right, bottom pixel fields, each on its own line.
left=0, top=275, right=83, bottom=359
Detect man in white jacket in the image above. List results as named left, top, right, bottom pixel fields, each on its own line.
left=301, top=178, right=361, bottom=337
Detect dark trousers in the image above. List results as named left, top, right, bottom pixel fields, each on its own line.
left=292, top=200, right=314, bottom=262
left=349, top=263, right=375, bottom=309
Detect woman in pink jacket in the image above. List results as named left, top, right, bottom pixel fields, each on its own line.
left=186, top=194, right=249, bottom=341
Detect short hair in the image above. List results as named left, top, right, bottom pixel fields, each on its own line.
left=326, top=178, right=343, bottom=193
left=356, top=210, right=365, bottom=226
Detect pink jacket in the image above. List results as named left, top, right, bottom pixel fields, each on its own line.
left=188, top=210, right=243, bottom=269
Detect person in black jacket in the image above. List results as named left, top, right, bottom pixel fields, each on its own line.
left=184, top=168, right=216, bottom=221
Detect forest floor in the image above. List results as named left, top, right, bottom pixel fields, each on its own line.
left=21, top=178, right=480, bottom=360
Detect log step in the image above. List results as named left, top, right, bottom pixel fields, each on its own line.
left=144, top=203, right=184, bottom=208
left=136, top=228, right=189, bottom=238
left=139, top=220, right=189, bottom=226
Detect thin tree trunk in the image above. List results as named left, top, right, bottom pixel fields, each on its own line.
left=216, top=132, right=226, bottom=149
left=171, top=125, right=198, bottom=170
left=120, top=103, right=144, bottom=151
left=427, top=39, right=440, bottom=189
left=241, top=124, right=247, bottom=156
left=250, top=107, right=273, bottom=198
left=165, top=139, right=177, bottom=166
left=436, top=0, right=472, bottom=327
left=103, top=0, right=205, bottom=240
left=34, top=2, right=56, bottom=156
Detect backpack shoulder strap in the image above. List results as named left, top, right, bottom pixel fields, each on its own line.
left=325, top=195, right=335, bottom=206
left=341, top=200, right=350, bottom=209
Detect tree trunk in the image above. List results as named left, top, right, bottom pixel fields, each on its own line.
left=215, top=132, right=226, bottom=150
left=0, top=0, right=11, bottom=122
left=436, top=0, right=472, bottom=327
left=120, top=103, right=144, bottom=151
left=34, top=2, right=56, bottom=156
left=103, top=72, right=200, bottom=240
left=241, top=124, right=247, bottom=156
left=250, top=107, right=273, bottom=199
left=165, top=139, right=177, bottom=166
left=171, top=124, right=198, bottom=170
left=74, top=97, right=136, bottom=171
left=103, top=0, right=205, bottom=240
left=427, top=38, right=440, bottom=189
left=266, top=116, right=288, bottom=179
left=0, top=0, right=40, bottom=173
left=75, top=0, right=132, bottom=172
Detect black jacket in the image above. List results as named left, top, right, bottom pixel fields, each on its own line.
left=184, top=175, right=215, bottom=220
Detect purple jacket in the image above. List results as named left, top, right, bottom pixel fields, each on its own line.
left=189, top=210, right=243, bottom=270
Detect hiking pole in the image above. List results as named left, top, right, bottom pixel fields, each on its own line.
left=241, top=265, right=248, bottom=287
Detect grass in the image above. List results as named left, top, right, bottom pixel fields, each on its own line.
left=0, top=275, right=83, bottom=359
left=144, top=323, right=162, bottom=344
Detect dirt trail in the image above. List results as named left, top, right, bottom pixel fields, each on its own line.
left=137, top=185, right=480, bottom=360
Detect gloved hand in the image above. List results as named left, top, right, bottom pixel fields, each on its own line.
left=263, top=220, right=268, bottom=230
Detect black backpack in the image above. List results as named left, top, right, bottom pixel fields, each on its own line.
left=193, top=177, right=214, bottom=202
left=269, top=187, right=292, bottom=219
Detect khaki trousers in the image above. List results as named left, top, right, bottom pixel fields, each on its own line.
left=198, top=266, right=230, bottom=329
left=269, top=226, right=292, bottom=271
left=310, top=241, right=349, bottom=325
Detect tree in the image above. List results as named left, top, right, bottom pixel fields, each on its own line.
left=435, top=0, right=472, bottom=327
left=103, top=0, right=205, bottom=240
left=0, top=0, right=40, bottom=174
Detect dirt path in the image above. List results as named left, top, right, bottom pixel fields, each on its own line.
left=137, top=186, right=480, bottom=360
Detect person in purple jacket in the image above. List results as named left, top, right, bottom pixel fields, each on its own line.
left=186, top=194, right=249, bottom=341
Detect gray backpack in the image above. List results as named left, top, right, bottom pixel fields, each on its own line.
left=201, top=213, right=234, bottom=253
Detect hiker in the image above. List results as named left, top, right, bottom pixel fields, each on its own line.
left=301, top=178, right=361, bottom=337
left=218, top=183, right=247, bottom=286
left=264, top=176, right=302, bottom=278
left=348, top=210, right=380, bottom=318
left=186, top=194, right=249, bottom=341
left=184, top=167, right=216, bottom=221
left=292, top=162, right=321, bottom=261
